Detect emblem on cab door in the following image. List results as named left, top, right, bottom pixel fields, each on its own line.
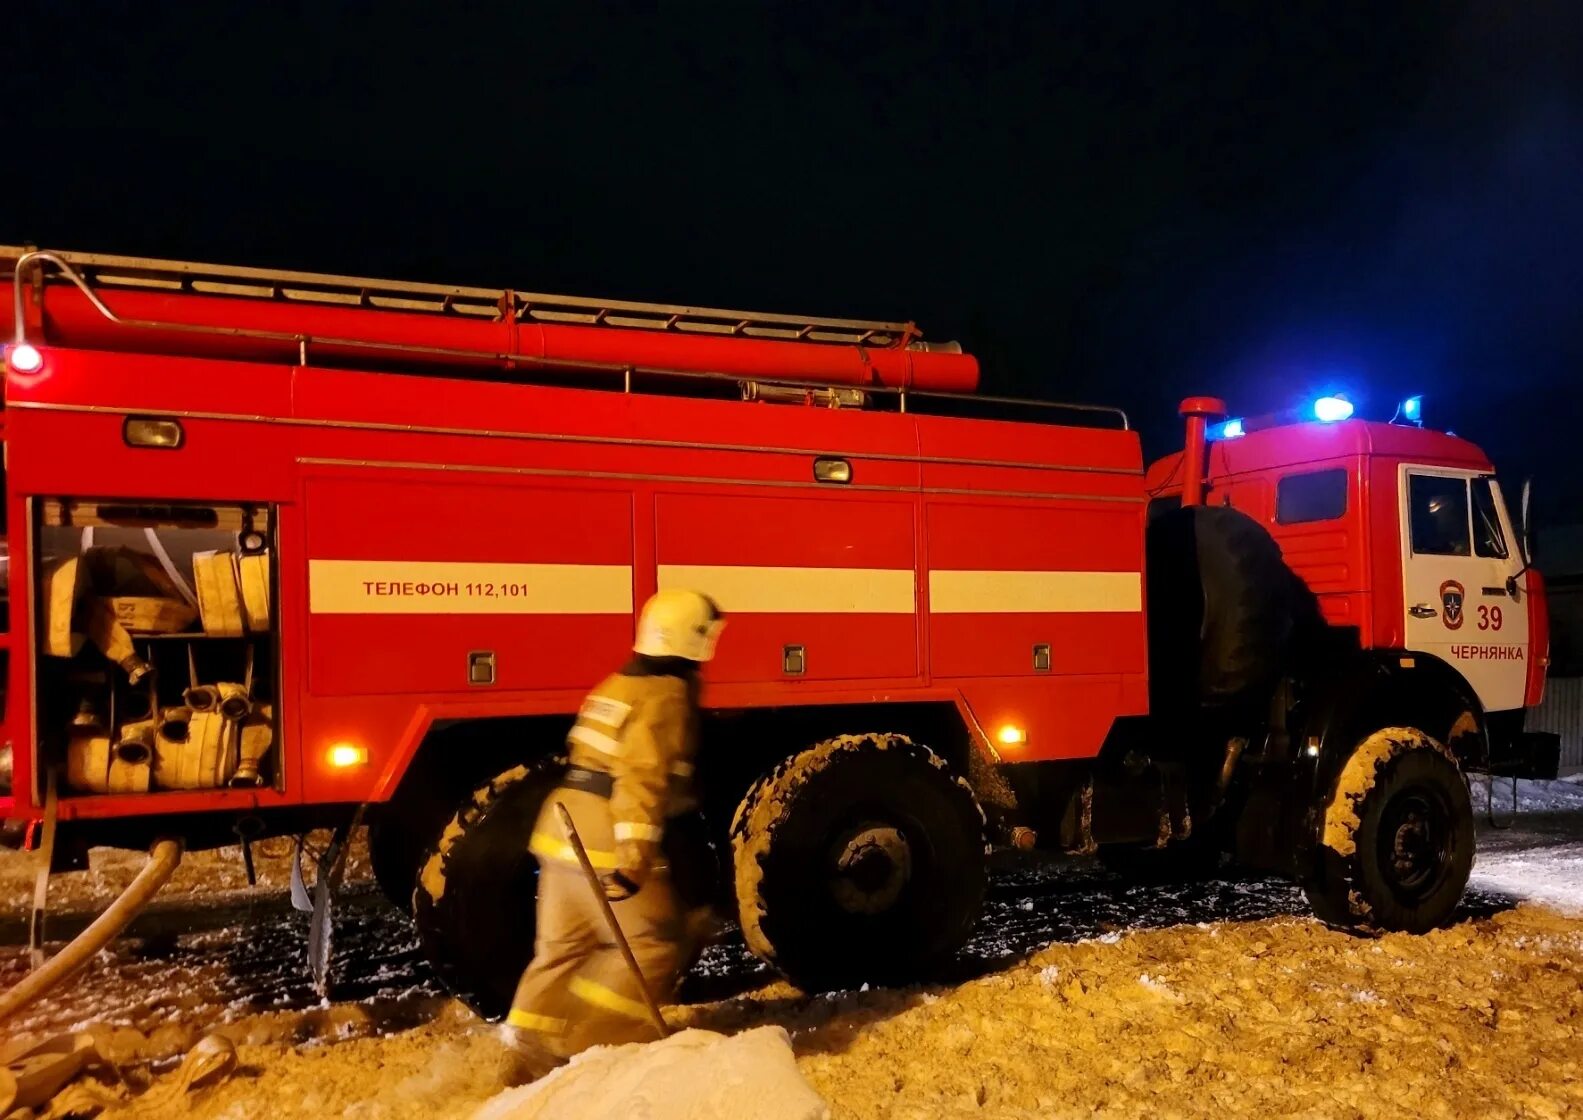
left=1439, top=580, right=1465, bottom=630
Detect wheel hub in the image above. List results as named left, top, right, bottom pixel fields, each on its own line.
left=1379, top=789, right=1450, bottom=899
left=828, top=823, right=912, bottom=914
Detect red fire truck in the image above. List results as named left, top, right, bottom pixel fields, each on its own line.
left=0, top=247, right=1554, bottom=1014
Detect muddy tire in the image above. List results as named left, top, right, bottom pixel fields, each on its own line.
left=367, top=817, right=428, bottom=911
left=1304, top=728, right=1473, bottom=933
left=731, top=734, right=986, bottom=991
left=412, top=756, right=564, bottom=1018
left=1147, top=505, right=1300, bottom=710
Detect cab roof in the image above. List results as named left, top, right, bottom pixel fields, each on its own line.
left=1147, top=419, right=1494, bottom=492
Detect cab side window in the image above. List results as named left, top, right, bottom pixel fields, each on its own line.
left=1471, top=477, right=1509, bottom=559
left=1408, top=475, right=1470, bottom=556
left=1276, top=468, right=1347, bottom=524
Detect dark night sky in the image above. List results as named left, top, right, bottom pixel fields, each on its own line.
left=7, top=3, right=1582, bottom=526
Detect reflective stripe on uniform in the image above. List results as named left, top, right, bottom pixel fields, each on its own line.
left=580, top=696, right=633, bottom=725
left=613, top=821, right=664, bottom=842
left=506, top=1008, right=567, bottom=1035
left=529, top=829, right=620, bottom=870
left=569, top=724, right=622, bottom=756
left=568, top=976, right=653, bottom=1022
left=671, top=760, right=695, bottom=778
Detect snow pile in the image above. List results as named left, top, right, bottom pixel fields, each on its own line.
left=1469, top=774, right=1583, bottom=814
left=469, top=1027, right=828, bottom=1120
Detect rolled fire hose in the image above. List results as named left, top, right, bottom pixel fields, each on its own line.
left=0, top=838, right=183, bottom=1026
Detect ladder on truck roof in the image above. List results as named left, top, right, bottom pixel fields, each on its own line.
left=2, top=245, right=920, bottom=348
left=4, top=246, right=1128, bottom=429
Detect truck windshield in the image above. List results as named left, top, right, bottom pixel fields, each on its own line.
left=1471, top=477, right=1509, bottom=560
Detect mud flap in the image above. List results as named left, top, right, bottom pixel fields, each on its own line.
left=1489, top=731, right=1560, bottom=781
left=292, top=813, right=363, bottom=998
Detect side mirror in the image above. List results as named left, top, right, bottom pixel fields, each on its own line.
left=1520, top=478, right=1534, bottom=564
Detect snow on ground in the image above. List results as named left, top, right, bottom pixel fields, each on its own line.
left=1469, top=776, right=1583, bottom=913
left=1473, top=846, right=1583, bottom=914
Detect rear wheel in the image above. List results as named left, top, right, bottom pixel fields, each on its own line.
left=731, top=733, right=985, bottom=991
left=412, top=756, right=564, bottom=1017
left=1304, top=728, right=1473, bottom=933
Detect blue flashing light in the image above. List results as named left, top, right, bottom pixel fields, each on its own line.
left=1208, top=417, right=1245, bottom=440
left=1312, top=395, right=1354, bottom=423
left=1401, top=395, right=1422, bottom=423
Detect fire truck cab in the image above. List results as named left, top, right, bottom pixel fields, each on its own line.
left=0, top=248, right=1552, bottom=1012
left=1149, top=400, right=1548, bottom=759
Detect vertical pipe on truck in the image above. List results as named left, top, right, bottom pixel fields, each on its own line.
left=1178, top=397, right=1226, bottom=507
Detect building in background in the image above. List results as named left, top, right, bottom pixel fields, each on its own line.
left=1531, top=524, right=1583, bottom=773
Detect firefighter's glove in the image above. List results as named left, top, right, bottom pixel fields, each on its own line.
left=601, top=870, right=642, bottom=902
left=613, top=836, right=660, bottom=892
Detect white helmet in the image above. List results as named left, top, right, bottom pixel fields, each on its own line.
left=634, top=589, right=726, bottom=662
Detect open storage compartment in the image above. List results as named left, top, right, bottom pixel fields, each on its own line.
left=35, top=499, right=278, bottom=797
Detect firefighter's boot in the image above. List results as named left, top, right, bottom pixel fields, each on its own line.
left=496, top=1025, right=563, bottom=1088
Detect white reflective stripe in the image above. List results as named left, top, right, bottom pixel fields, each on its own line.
left=308, top=560, right=633, bottom=615
left=929, top=570, right=1143, bottom=614
left=569, top=724, right=622, bottom=755
left=580, top=696, right=632, bottom=726
left=657, top=564, right=914, bottom=614
left=613, top=821, right=664, bottom=842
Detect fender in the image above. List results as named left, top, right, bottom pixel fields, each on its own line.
left=1288, top=648, right=1484, bottom=881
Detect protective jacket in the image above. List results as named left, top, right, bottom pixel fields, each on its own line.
left=528, top=662, right=697, bottom=886
left=509, top=657, right=703, bottom=1058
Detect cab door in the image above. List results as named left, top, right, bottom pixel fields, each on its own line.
left=1399, top=466, right=1529, bottom=712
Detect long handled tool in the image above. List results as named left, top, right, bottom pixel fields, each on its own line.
left=555, top=802, right=669, bottom=1040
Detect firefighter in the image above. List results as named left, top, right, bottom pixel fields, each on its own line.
left=501, top=588, right=725, bottom=1084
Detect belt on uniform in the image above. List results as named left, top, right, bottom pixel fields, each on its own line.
left=562, top=766, right=614, bottom=798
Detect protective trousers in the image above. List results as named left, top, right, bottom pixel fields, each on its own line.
left=508, top=787, right=686, bottom=1057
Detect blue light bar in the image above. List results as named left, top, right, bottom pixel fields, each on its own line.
left=1312, top=396, right=1354, bottom=423
left=1208, top=417, right=1245, bottom=440
left=1401, top=395, right=1422, bottom=423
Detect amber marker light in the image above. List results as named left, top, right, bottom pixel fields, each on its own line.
left=326, top=742, right=369, bottom=768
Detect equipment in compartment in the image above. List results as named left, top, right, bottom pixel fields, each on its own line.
left=85, top=598, right=155, bottom=686
left=192, top=550, right=272, bottom=635
left=66, top=722, right=155, bottom=795
left=153, top=708, right=239, bottom=790
left=40, top=507, right=278, bottom=796
left=41, top=557, right=86, bottom=658
left=44, top=546, right=198, bottom=683
left=239, top=553, right=271, bottom=631
left=192, top=551, right=245, bottom=637
left=231, top=703, right=275, bottom=788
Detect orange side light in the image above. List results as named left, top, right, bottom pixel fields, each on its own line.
left=997, top=725, right=1028, bottom=747
left=326, top=742, right=369, bottom=769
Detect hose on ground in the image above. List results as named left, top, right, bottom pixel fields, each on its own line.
left=0, top=838, right=183, bottom=1025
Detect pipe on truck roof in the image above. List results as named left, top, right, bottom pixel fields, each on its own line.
left=3, top=254, right=981, bottom=393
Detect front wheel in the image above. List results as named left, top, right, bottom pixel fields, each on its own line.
left=731, top=733, right=986, bottom=991
left=1304, top=727, right=1473, bottom=933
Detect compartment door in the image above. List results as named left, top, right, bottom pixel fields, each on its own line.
left=654, top=491, right=918, bottom=683
left=306, top=475, right=633, bottom=695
